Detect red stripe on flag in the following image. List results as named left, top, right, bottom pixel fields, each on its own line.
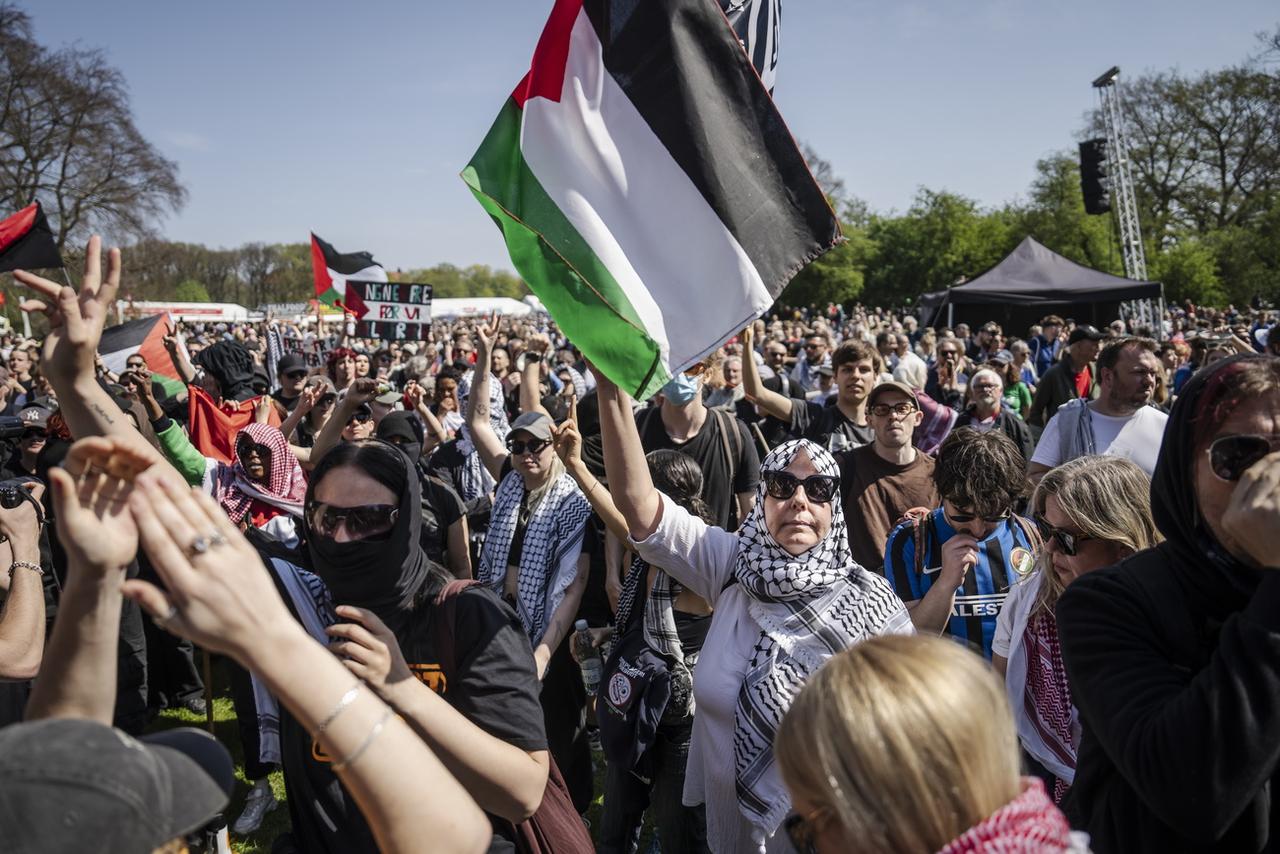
left=511, top=0, right=583, bottom=107
left=310, top=233, right=333, bottom=298
left=0, top=204, right=38, bottom=255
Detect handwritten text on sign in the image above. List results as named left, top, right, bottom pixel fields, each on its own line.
left=345, top=281, right=433, bottom=340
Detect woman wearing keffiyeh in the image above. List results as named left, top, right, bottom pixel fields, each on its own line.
left=594, top=369, right=912, bottom=854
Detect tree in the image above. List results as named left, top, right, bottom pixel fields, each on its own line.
left=1149, top=237, right=1225, bottom=305
left=1009, top=153, right=1121, bottom=274
left=0, top=4, right=185, bottom=252
left=173, top=279, right=211, bottom=302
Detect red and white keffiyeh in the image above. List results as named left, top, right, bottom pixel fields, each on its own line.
left=211, top=422, right=306, bottom=524
left=936, top=778, right=1084, bottom=854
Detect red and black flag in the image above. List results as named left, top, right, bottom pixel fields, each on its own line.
left=309, top=232, right=386, bottom=307
left=0, top=202, right=63, bottom=274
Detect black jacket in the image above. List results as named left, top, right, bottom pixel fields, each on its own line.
left=1028, top=351, right=1097, bottom=428
left=1057, top=353, right=1280, bottom=853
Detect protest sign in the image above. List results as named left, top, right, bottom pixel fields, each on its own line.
left=344, top=281, right=433, bottom=340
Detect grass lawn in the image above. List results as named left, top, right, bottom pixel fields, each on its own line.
left=149, top=665, right=651, bottom=853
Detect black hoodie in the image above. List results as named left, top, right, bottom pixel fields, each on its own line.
left=1058, top=354, right=1280, bottom=853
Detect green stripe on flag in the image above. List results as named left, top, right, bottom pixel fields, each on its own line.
left=150, top=372, right=186, bottom=399
left=462, top=98, right=671, bottom=400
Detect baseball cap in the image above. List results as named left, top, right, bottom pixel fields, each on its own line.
left=509, top=410, right=554, bottom=441
left=867, top=381, right=919, bottom=409
left=18, top=405, right=51, bottom=430
left=988, top=349, right=1014, bottom=365
left=276, top=353, right=307, bottom=376
left=1067, top=325, right=1106, bottom=345
left=374, top=389, right=402, bottom=406
left=814, top=364, right=834, bottom=378
left=0, top=718, right=233, bottom=854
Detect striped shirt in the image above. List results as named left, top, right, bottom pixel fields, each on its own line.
left=883, top=508, right=1037, bottom=659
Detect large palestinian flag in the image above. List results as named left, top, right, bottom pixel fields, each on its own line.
left=310, top=232, right=387, bottom=307
left=99, top=314, right=187, bottom=398
left=462, top=0, right=837, bottom=400
left=0, top=201, right=63, bottom=274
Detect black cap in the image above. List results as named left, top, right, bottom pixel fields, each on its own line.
left=277, top=353, right=307, bottom=376
left=0, top=719, right=232, bottom=853
left=1067, top=324, right=1106, bottom=345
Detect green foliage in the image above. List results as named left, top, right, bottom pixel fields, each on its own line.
left=399, top=263, right=529, bottom=299
left=1009, top=154, right=1121, bottom=274
left=1149, top=237, right=1225, bottom=305
left=172, top=278, right=211, bottom=302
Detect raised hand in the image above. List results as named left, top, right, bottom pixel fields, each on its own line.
left=14, top=236, right=122, bottom=388
left=552, top=418, right=583, bottom=468
left=254, top=395, right=274, bottom=424
left=345, top=376, right=380, bottom=408
left=404, top=380, right=426, bottom=411
left=475, top=310, right=500, bottom=355
left=121, top=473, right=294, bottom=660
left=47, top=437, right=153, bottom=574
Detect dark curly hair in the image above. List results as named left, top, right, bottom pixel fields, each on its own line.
left=934, top=427, right=1027, bottom=517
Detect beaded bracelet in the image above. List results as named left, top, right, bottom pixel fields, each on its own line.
left=331, top=708, right=394, bottom=772
left=8, top=561, right=43, bottom=578
left=316, top=683, right=362, bottom=738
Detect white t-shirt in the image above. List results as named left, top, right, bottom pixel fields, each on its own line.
left=1031, top=403, right=1168, bottom=476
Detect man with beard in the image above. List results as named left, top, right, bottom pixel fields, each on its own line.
left=742, top=328, right=880, bottom=453
left=1029, top=337, right=1168, bottom=485
left=956, top=368, right=1035, bottom=466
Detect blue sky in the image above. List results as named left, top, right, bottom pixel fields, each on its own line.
left=28, top=1, right=1277, bottom=273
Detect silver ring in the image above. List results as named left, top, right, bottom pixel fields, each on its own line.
left=208, top=532, right=228, bottom=548
left=189, top=537, right=210, bottom=555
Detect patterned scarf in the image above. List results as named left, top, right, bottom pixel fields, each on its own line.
left=732, top=440, right=913, bottom=832
left=936, top=778, right=1080, bottom=854
left=1023, top=608, right=1078, bottom=803
left=476, top=469, right=591, bottom=643
left=210, top=423, right=307, bottom=524
left=614, top=553, right=684, bottom=662
left=456, top=376, right=510, bottom=502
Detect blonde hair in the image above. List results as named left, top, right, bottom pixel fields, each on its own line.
left=1031, top=455, right=1162, bottom=613
left=775, top=636, right=1021, bottom=854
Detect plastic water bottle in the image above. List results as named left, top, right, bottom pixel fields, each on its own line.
left=574, top=619, right=602, bottom=695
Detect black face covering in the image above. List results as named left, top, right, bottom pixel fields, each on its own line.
left=194, top=340, right=257, bottom=402
left=304, top=441, right=429, bottom=635
left=375, top=412, right=423, bottom=468
left=1149, top=353, right=1268, bottom=604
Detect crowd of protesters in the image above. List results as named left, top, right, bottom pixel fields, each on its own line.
left=0, top=240, right=1279, bottom=854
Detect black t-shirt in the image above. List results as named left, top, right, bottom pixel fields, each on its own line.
left=790, top=398, right=874, bottom=453
left=281, top=586, right=547, bottom=854
left=636, top=406, right=760, bottom=530
left=271, top=388, right=302, bottom=413
left=419, top=472, right=467, bottom=566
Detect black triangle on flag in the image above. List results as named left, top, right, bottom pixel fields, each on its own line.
left=0, top=202, right=64, bottom=274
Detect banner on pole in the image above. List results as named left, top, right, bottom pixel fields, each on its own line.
left=344, top=281, right=433, bottom=340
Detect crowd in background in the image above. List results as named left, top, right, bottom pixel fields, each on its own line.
left=1, top=240, right=1280, bottom=854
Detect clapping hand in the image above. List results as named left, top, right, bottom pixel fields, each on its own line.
left=47, top=438, right=151, bottom=575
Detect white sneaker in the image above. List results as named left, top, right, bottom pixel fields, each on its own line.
left=232, top=779, right=277, bottom=835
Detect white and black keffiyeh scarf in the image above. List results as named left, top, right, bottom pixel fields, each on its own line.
left=477, top=469, right=590, bottom=643
left=614, top=553, right=684, bottom=663
left=731, top=439, right=913, bottom=832
left=457, top=376, right=510, bottom=502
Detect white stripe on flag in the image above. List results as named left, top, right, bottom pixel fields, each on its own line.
left=328, top=262, right=387, bottom=299
left=520, top=9, right=772, bottom=377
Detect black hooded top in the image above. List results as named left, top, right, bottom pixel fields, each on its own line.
left=193, top=340, right=257, bottom=403
left=1058, top=354, right=1280, bottom=853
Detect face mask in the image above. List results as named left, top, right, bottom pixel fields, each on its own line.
left=661, top=373, right=701, bottom=406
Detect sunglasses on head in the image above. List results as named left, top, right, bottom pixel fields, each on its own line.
left=309, top=502, right=399, bottom=541
left=506, top=437, right=551, bottom=456
left=1034, top=515, right=1094, bottom=556
left=945, top=506, right=1010, bottom=525
left=762, top=471, right=839, bottom=504
left=1207, top=434, right=1280, bottom=482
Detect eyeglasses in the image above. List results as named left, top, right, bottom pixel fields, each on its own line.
left=1034, top=515, right=1094, bottom=557
left=869, top=402, right=916, bottom=418
left=346, top=411, right=372, bottom=426
left=506, top=437, right=551, bottom=456
left=1207, top=434, right=1280, bottom=481
left=285, top=370, right=308, bottom=380
left=783, top=810, right=827, bottom=854
left=944, top=506, right=1010, bottom=525
left=762, top=471, right=839, bottom=504
left=309, top=502, right=399, bottom=541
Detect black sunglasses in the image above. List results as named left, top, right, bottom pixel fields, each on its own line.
left=945, top=506, right=1010, bottom=525
left=1207, top=434, right=1280, bottom=482
left=1034, top=515, right=1094, bottom=557
left=347, top=410, right=373, bottom=426
left=285, top=369, right=308, bottom=380
left=783, top=812, right=823, bottom=854
left=236, top=439, right=271, bottom=461
left=762, top=471, right=839, bottom=504
left=309, top=502, right=399, bottom=541
left=506, top=437, right=551, bottom=456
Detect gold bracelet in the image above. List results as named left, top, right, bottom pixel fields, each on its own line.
left=331, top=707, right=394, bottom=772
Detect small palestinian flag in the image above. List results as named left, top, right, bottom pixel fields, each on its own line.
left=310, top=232, right=387, bottom=307
left=99, top=314, right=187, bottom=399
left=463, top=0, right=837, bottom=400
left=0, top=201, right=63, bottom=274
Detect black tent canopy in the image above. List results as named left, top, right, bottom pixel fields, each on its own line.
left=920, top=237, right=1163, bottom=332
